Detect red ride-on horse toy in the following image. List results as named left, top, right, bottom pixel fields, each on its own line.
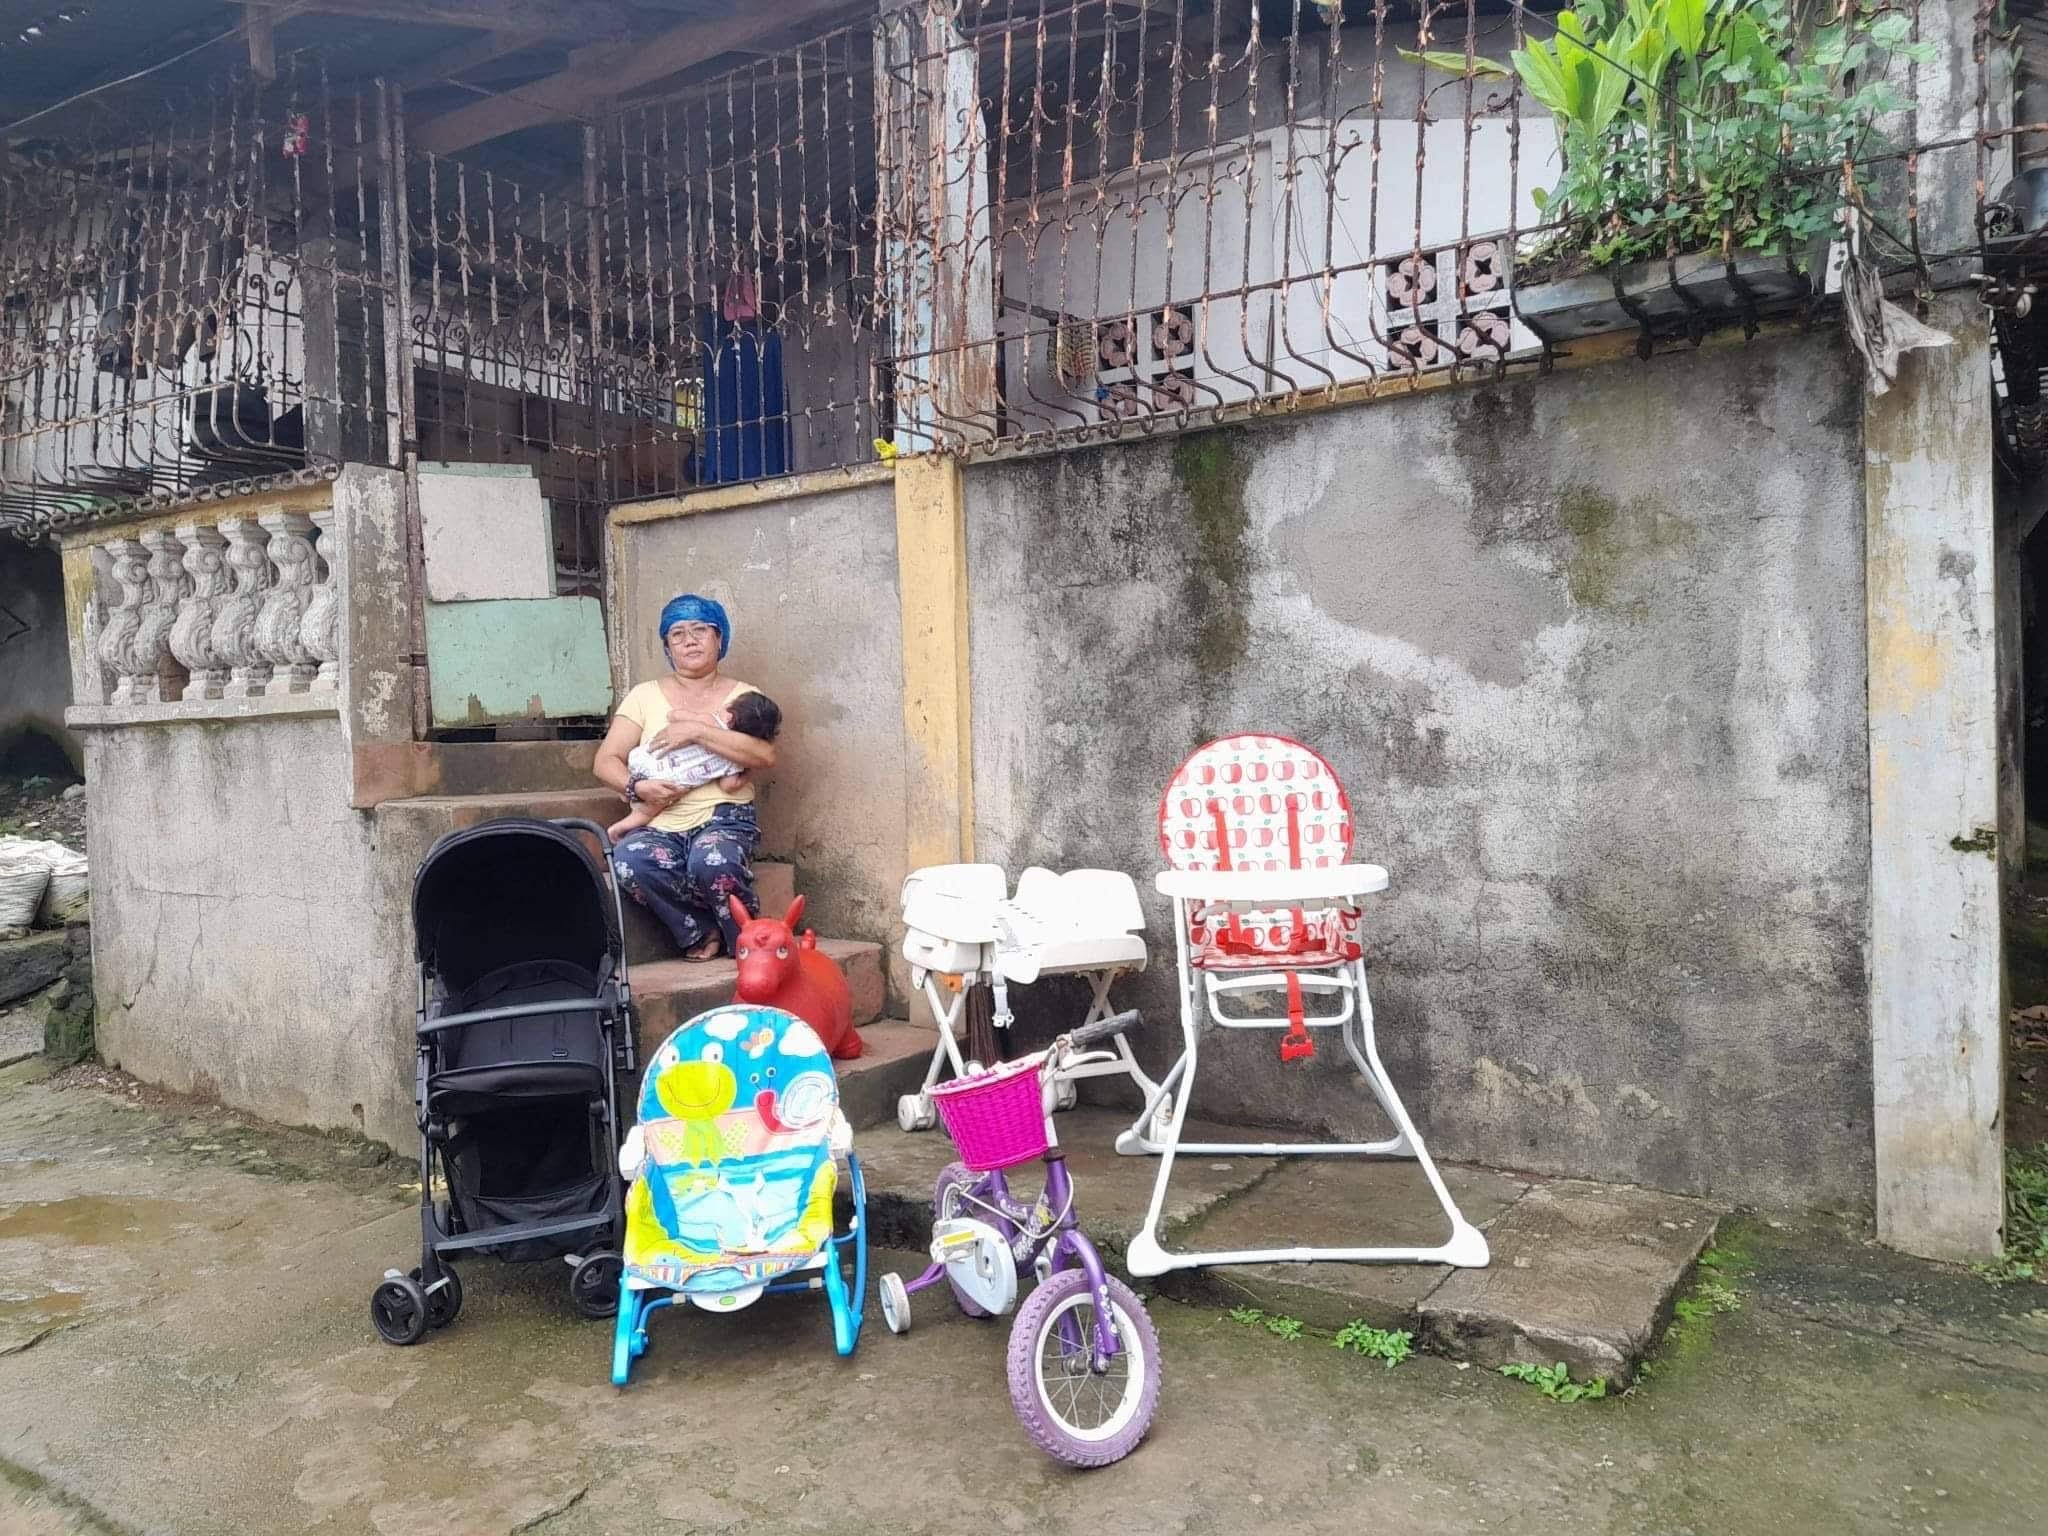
left=728, top=894, right=863, bottom=1060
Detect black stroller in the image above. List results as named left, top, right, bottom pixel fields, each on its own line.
left=370, top=816, right=637, bottom=1345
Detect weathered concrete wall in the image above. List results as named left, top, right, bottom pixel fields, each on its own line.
left=0, top=542, right=81, bottom=773
left=85, top=716, right=409, bottom=1140
left=612, top=478, right=911, bottom=970
left=967, top=330, right=1873, bottom=1210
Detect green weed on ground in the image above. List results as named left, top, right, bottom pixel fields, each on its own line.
left=1227, top=1307, right=1306, bottom=1342
left=1226, top=1308, right=1416, bottom=1368
left=1975, top=1143, right=2048, bottom=1285
left=1638, top=1238, right=1753, bottom=1384
left=1333, top=1320, right=1415, bottom=1368
left=1499, top=1361, right=1609, bottom=1402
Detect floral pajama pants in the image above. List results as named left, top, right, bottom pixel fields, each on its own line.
left=612, top=804, right=760, bottom=954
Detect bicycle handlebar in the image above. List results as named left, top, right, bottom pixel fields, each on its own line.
left=1062, top=1009, right=1140, bottom=1054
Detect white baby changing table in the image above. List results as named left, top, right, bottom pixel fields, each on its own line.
left=896, top=863, right=1168, bottom=1142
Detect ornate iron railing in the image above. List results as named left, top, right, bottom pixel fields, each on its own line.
left=2, top=0, right=2032, bottom=535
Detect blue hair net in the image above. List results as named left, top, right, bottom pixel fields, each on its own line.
left=658, top=594, right=730, bottom=663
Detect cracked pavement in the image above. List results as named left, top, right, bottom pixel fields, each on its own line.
left=2, top=1057, right=2045, bottom=1536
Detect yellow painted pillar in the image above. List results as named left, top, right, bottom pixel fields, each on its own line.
left=893, top=452, right=973, bottom=870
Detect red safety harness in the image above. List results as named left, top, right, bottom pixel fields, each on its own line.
left=1208, top=795, right=1315, bottom=1061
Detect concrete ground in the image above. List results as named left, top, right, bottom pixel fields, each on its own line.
left=2, top=1061, right=2045, bottom=1536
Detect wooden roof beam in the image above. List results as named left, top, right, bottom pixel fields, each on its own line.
left=409, top=0, right=854, bottom=156
left=397, top=29, right=554, bottom=88
left=292, top=1, right=631, bottom=40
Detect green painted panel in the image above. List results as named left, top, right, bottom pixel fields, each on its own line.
left=424, top=597, right=612, bottom=726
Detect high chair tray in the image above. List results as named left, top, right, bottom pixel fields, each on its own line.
left=994, top=929, right=1147, bottom=984
left=1155, top=864, right=1390, bottom=902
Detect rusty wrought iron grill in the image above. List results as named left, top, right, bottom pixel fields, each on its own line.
left=866, top=0, right=2009, bottom=455
left=2, top=0, right=2036, bottom=529
left=872, top=0, right=1560, bottom=454
left=0, top=57, right=397, bottom=536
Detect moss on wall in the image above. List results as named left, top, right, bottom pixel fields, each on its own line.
left=1174, top=430, right=1254, bottom=680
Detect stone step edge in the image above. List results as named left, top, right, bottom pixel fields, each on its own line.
left=628, top=939, right=891, bottom=1031
left=846, top=1159, right=1721, bottom=1385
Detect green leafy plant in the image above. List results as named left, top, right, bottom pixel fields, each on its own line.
left=1410, top=0, right=1933, bottom=273
left=1500, top=1360, right=1611, bottom=1401
left=1333, top=1320, right=1415, bottom=1368
left=1226, top=1305, right=1307, bottom=1339
left=1225, top=1305, right=1308, bottom=1339
left=1975, top=1142, right=2048, bottom=1285
left=1673, top=1277, right=1743, bottom=1322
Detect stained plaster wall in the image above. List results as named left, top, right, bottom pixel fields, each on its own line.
left=966, top=330, right=1875, bottom=1210
left=612, top=479, right=911, bottom=978
left=75, top=468, right=418, bottom=1144
left=85, top=715, right=411, bottom=1140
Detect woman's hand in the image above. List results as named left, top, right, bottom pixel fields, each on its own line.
left=649, top=710, right=725, bottom=755
left=636, top=778, right=684, bottom=812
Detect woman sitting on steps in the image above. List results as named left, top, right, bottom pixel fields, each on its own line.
left=595, top=594, right=778, bottom=961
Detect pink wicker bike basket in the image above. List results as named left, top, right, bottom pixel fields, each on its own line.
left=930, top=1055, right=1048, bottom=1171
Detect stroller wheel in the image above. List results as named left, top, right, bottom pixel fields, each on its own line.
left=410, top=1265, right=463, bottom=1330
left=370, top=1275, right=430, bottom=1346
left=570, top=1251, right=623, bottom=1319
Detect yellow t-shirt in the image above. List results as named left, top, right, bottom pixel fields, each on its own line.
left=616, top=679, right=759, bottom=834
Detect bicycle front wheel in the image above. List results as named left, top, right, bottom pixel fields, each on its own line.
left=1004, top=1267, right=1160, bottom=1467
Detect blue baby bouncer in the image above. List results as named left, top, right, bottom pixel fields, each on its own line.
left=612, top=1003, right=867, bottom=1385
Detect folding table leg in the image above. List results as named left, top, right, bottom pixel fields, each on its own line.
left=1050, top=967, right=1172, bottom=1143
left=897, top=973, right=971, bottom=1133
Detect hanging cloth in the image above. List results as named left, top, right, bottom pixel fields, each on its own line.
left=697, top=308, right=789, bottom=484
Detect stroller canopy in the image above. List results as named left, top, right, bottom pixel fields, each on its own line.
left=413, top=819, right=619, bottom=990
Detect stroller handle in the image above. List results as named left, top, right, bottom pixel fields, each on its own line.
left=553, top=817, right=614, bottom=856
left=419, top=996, right=609, bottom=1036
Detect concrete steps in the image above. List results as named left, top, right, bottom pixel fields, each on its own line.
left=380, top=781, right=911, bottom=1127
left=628, top=930, right=908, bottom=1133
left=630, top=941, right=886, bottom=1047
left=823, top=1020, right=934, bottom=1134
left=382, top=783, right=799, bottom=964
left=378, top=784, right=629, bottom=835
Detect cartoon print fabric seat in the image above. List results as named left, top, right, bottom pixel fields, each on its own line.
left=623, top=1003, right=847, bottom=1296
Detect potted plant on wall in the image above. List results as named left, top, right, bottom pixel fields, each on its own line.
left=1414, top=0, right=1931, bottom=344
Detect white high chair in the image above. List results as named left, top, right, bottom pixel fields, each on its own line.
left=895, top=863, right=1168, bottom=1143
left=1122, top=734, right=1490, bottom=1278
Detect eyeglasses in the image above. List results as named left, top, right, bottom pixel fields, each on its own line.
left=667, top=624, right=718, bottom=644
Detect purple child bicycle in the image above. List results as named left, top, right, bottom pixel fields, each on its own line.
left=877, top=1010, right=1161, bottom=1468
